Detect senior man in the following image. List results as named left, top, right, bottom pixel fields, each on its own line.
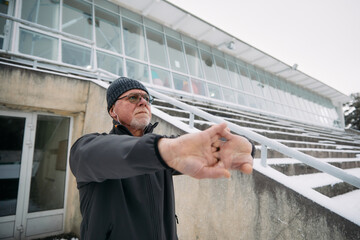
left=70, top=77, right=254, bottom=240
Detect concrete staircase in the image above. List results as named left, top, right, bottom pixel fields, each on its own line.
left=151, top=96, right=360, bottom=223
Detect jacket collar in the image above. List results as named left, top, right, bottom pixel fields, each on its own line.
left=110, top=120, right=158, bottom=135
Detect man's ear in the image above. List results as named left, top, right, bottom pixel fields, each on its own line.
left=109, top=106, right=116, bottom=119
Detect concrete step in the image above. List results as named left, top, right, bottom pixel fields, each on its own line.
left=275, top=140, right=360, bottom=150
left=254, top=130, right=358, bottom=146
left=266, top=158, right=360, bottom=197
left=154, top=98, right=289, bottom=128
left=286, top=167, right=360, bottom=197
left=314, top=182, right=358, bottom=198
left=151, top=97, right=360, bottom=230
left=268, top=158, right=360, bottom=176
left=170, top=118, right=360, bottom=158
left=260, top=148, right=360, bottom=159
left=154, top=99, right=360, bottom=149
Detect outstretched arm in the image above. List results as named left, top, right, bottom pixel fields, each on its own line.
left=158, top=123, right=254, bottom=179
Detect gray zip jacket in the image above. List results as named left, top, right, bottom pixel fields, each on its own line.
left=70, top=122, right=178, bottom=240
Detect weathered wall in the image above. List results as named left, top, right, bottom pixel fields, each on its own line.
left=0, top=66, right=111, bottom=236
left=172, top=171, right=360, bottom=240
left=0, top=66, right=88, bottom=114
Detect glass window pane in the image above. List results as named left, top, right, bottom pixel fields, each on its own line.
left=248, top=95, right=259, bottom=109
left=97, top=51, right=123, bottom=76
left=214, top=56, right=230, bottom=86
left=274, top=102, right=285, bottom=114
left=94, top=0, right=120, bottom=13
left=0, top=116, right=26, bottom=217
left=62, top=41, right=91, bottom=67
left=266, top=100, right=276, bottom=113
left=126, top=60, right=149, bottom=83
left=165, top=27, right=181, bottom=39
left=28, top=115, right=70, bottom=212
left=0, top=2, right=9, bottom=43
left=258, top=73, right=272, bottom=100
left=200, top=50, right=217, bottom=82
left=144, top=18, right=162, bottom=31
left=238, top=65, right=254, bottom=94
left=249, top=70, right=264, bottom=97
left=19, top=29, right=58, bottom=61
left=184, top=44, right=203, bottom=78
left=62, top=0, right=92, bottom=40
left=95, top=7, right=121, bottom=53
left=173, top=73, right=190, bottom=93
left=167, top=36, right=187, bottom=73
left=208, top=83, right=222, bottom=100
left=266, top=76, right=279, bottom=102
left=275, top=79, right=288, bottom=103
left=122, top=19, right=147, bottom=61
left=121, top=8, right=142, bottom=23
left=21, top=0, right=60, bottom=29
left=227, top=61, right=243, bottom=91
left=237, top=92, right=248, bottom=106
left=191, top=78, right=207, bottom=96
left=151, top=67, right=171, bottom=88
left=222, top=88, right=236, bottom=103
left=146, top=28, right=168, bottom=67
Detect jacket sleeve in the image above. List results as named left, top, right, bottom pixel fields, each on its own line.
left=70, top=133, right=170, bottom=185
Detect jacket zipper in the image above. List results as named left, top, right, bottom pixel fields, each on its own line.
left=146, top=175, right=160, bottom=240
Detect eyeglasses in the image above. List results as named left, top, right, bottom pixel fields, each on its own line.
left=117, top=93, right=154, bottom=105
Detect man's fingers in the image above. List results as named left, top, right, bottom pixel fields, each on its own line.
left=219, top=126, right=234, bottom=140
left=212, top=150, right=220, bottom=161
left=240, top=163, right=253, bottom=174
left=194, top=166, right=230, bottom=179
left=207, top=123, right=228, bottom=137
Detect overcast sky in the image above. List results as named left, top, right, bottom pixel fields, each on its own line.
left=167, top=0, right=360, bottom=97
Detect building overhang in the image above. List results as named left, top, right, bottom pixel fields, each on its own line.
left=109, top=0, right=351, bottom=105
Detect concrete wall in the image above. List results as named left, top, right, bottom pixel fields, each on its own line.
left=1, top=66, right=359, bottom=239
left=0, top=65, right=112, bottom=235
left=172, top=172, right=360, bottom=240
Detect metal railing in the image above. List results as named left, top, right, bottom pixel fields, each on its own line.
left=148, top=88, right=360, bottom=189
left=1, top=51, right=359, bottom=189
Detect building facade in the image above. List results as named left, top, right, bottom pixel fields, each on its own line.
left=0, top=0, right=351, bottom=238
left=1, top=0, right=348, bottom=128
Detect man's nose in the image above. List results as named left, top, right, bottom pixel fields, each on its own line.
left=138, top=96, right=148, bottom=105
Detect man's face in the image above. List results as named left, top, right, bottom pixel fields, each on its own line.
left=110, top=89, right=152, bottom=136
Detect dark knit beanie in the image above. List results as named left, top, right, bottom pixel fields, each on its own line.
left=107, top=77, right=149, bottom=112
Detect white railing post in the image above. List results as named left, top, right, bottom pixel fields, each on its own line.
left=147, top=89, right=360, bottom=189
left=189, top=112, right=194, bottom=128
left=261, top=144, right=267, bottom=167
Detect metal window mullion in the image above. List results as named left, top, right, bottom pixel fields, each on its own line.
left=163, top=31, right=174, bottom=89
left=212, top=55, right=225, bottom=101
left=11, top=0, right=22, bottom=53
left=119, top=14, right=127, bottom=77
left=189, top=112, right=194, bottom=128
left=179, top=34, right=194, bottom=93
left=91, top=1, right=97, bottom=71
left=195, top=42, right=206, bottom=83
left=212, top=54, right=220, bottom=85
left=142, top=19, right=152, bottom=83
left=234, top=62, right=245, bottom=94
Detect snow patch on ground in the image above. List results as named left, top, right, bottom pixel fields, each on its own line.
left=289, top=168, right=360, bottom=188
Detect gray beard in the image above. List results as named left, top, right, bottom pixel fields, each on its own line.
left=130, top=117, right=150, bottom=131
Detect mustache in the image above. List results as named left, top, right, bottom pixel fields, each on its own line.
left=134, top=107, right=150, bottom=115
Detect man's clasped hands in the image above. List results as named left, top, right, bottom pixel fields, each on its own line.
left=158, top=122, right=254, bottom=179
